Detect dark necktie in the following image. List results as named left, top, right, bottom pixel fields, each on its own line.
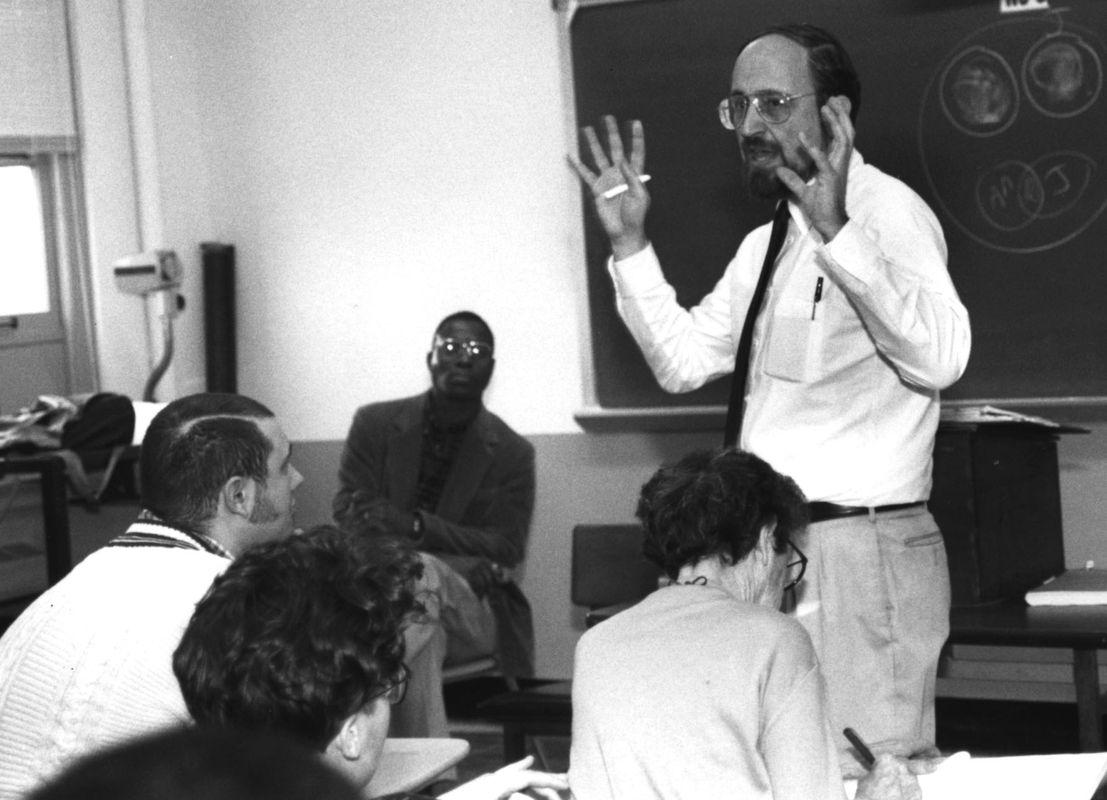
left=723, top=200, right=791, bottom=448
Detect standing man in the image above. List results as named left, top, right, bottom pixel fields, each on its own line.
left=571, top=24, right=970, bottom=747
left=334, top=310, right=535, bottom=739
left=0, top=393, right=303, bottom=800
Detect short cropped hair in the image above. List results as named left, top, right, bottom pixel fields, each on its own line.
left=27, top=726, right=362, bottom=800
left=742, top=23, right=861, bottom=123
left=139, top=393, right=275, bottom=533
left=637, top=448, right=809, bottom=579
left=434, top=310, right=494, bottom=349
left=173, top=525, right=424, bottom=751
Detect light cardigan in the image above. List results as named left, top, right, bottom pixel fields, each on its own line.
left=569, top=585, right=844, bottom=800
left=0, top=518, right=230, bottom=800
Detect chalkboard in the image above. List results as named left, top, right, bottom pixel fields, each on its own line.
left=572, top=0, right=1107, bottom=413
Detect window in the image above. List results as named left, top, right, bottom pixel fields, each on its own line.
left=0, top=158, right=50, bottom=317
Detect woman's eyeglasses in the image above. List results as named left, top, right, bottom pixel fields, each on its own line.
left=369, top=664, right=411, bottom=706
left=783, top=539, right=808, bottom=593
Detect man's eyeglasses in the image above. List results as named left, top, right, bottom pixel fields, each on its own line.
left=718, top=91, right=818, bottom=129
left=783, top=539, right=808, bottom=594
left=434, top=336, right=493, bottom=362
left=369, top=664, right=410, bottom=706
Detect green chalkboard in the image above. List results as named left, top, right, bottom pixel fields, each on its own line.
left=572, top=0, right=1107, bottom=410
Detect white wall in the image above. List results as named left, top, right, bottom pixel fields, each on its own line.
left=133, top=0, right=586, bottom=438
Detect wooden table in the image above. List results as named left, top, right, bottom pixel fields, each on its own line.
left=950, top=600, right=1107, bottom=752
left=0, top=445, right=140, bottom=591
left=0, top=451, right=72, bottom=585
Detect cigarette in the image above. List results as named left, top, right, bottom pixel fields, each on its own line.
left=601, top=174, right=651, bottom=199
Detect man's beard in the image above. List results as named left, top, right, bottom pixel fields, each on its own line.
left=745, top=162, right=787, bottom=200
left=740, top=135, right=813, bottom=200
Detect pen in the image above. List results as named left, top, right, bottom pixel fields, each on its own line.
left=810, top=276, right=824, bottom=320
left=601, top=174, right=652, bottom=199
left=843, top=727, right=876, bottom=770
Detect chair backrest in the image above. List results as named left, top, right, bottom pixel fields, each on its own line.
left=570, top=524, right=664, bottom=608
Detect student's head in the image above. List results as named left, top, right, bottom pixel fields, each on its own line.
left=173, top=525, right=423, bottom=789
left=140, top=393, right=302, bottom=549
left=636, top=448, right=808, bottom=580
left=27, top=726, right=363, bottom=800
left=726, top=24, right=860, bottom=199
left=426, top=310, right=496, bottom=403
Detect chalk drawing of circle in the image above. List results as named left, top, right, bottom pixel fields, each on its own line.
left=975, top=161, right=1045, bottom=232
left=1023, top=33, right=1102, bottom=118
left=1030, top=151, right=1096, bottom=220
left=940, top=46, right=1018, bottom=136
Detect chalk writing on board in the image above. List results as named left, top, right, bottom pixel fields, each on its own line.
left=918, top=12, right=1107, bottom=253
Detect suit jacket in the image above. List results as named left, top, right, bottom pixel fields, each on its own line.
left=334, top=393, right=536, bottom=675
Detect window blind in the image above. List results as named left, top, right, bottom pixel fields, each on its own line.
left=0, top=0, right=75, bottom=148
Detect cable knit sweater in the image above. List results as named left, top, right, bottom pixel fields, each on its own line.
left=0, top=519, right=230, bottom=800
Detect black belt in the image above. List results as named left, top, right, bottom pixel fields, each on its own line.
left=807, top=501, right=926, bottom=523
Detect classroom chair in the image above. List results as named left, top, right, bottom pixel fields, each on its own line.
left=479, top=523, right=663, bottom=765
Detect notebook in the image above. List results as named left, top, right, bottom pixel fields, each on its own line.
left=1025, top=569, right=1107, bottom=606
left=845, top=751, right=1107, bottom=800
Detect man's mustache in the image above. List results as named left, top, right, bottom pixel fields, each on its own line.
left=740, top=135, right=780, bottom=158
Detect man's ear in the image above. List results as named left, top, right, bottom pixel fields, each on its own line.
left=221, top=475, right=258, bottom=520
left=333, top=713, right=364, bottom=760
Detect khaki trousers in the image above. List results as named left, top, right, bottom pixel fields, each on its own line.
left=791, top=506, right=950, bottom=749
left=389, top=552, right=498, bottom=739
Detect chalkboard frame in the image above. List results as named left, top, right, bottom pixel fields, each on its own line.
left=565, top=0, right=1107, bottom=431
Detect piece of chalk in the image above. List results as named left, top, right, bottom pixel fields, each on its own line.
left=601, top=174, right=651, bottom=199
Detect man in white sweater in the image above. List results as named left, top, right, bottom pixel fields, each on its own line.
left=0, top=393, right=303, bottom=800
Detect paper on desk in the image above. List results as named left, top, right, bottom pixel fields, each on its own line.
left=844, top=751, right=1107, bottom=800
left=1026, top=569, right=1107, bottom=606
left=939, top=404, right=1061, bottom=428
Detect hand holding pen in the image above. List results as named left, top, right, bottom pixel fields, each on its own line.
left=569, top=115, right=652, bottom=260
left=846, top=728, right=939, bottom=800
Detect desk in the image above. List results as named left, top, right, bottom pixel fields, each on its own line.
left=479, top=682, right=573, bottom=762
left=0, top=445, right=140, bottom=590
left=949, top=600, right=1107, bottom=753
left=365, top=737, right=469, bottom=797
left=0, top=452, right=71, bottom=585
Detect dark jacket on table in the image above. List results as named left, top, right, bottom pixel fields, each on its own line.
left=333, top=392, right=536, bottom=676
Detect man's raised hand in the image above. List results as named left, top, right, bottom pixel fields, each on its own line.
left=568, top=115, right=651, bottom=259
left=775, top=95, right=855, bottom=242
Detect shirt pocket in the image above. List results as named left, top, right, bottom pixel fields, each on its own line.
left=763, top=298, right=815, bottom=382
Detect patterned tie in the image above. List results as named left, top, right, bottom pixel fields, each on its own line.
left=723, top=200, right=791, bottom=448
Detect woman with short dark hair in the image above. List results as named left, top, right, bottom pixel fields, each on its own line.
left=569, top=448, right=928, bottom=800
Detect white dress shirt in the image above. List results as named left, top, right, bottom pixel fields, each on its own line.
left=609, top=150, right=971, bottom=505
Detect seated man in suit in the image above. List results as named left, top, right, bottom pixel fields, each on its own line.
left=0, top=393, right=303, bottom=799
left=172, top=525, right=566, bottom=800
left=334, top=311, right=536, bottom=738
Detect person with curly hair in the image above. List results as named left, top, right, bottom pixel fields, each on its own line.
left=569, top=448, right=938, bottom=800
left=173, top=524, right=565, bottom=800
